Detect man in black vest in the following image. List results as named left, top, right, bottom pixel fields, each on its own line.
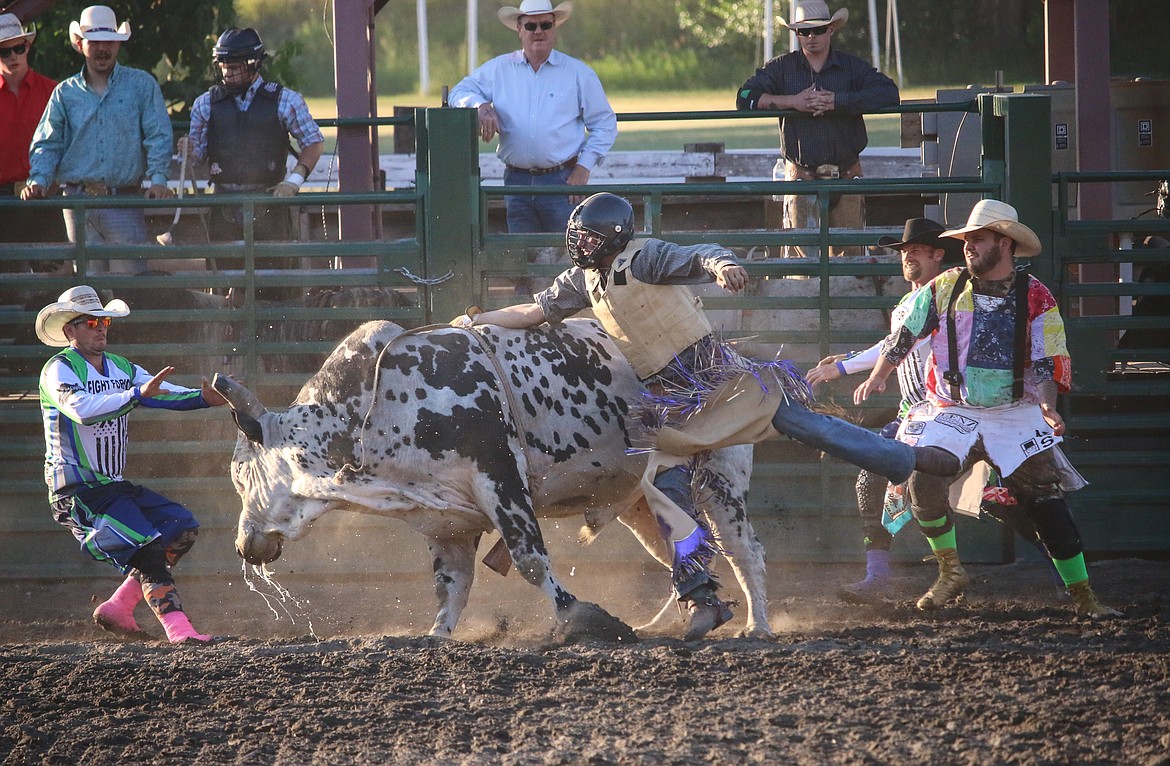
left=182, top=28, right=323, bottom=254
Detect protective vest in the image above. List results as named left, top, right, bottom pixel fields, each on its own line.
left=207, top=81, right=288, bottom=187
left=585, top=239, right=712, bottom=379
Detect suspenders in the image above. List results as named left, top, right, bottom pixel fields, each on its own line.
left=1010, top=266, right=1031, bottom=401
left=942, top=270, right=972, bottom=403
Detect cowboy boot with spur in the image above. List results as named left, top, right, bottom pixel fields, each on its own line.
left=916, top=547, right=970, bottom=610
left=671, top=526, right=734, bottom=640
left=682, top=583, right=734, bottom=641
left=1068, top=581, right=1122, bottom=619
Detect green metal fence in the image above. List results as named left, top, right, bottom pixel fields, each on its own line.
left=1051, top=170, right=1170, bottom=553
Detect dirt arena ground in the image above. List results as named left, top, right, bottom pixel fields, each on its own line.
left=1, top=557, right=1168, bottom=765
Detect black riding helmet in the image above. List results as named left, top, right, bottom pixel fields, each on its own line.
left=566, top=193, right=635, bottom=269
left=213, top=28, right=266, bottom=94
left=214, top=27, right=266, bottom=63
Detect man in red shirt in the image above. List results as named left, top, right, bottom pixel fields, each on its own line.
left=0, top=13, right=65, bottom=259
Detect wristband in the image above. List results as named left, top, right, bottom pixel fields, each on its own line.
left=835, top=361, right=848, bottom=376
left=284, top=172, right=305, bottom=188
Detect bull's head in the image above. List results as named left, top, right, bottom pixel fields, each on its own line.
left=213, top=373, right=323, bottom=565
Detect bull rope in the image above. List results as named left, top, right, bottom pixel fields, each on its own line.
left=334, top=324, right=538, bottom=489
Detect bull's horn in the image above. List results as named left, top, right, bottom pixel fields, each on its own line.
left=212, top=373, right=267, bottom=419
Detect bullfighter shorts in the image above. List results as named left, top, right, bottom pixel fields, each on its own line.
left=51, top=481, right=199, bottom=574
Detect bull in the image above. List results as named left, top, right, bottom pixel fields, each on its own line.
left=215, top=319, right=772, bottom=640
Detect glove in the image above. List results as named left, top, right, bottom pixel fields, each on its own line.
left=449, top=305, right=484, bottom=329
left=272, top=180, right=300, bottom=197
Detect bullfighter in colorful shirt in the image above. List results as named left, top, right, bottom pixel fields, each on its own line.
left=854, top=200, right=1120, bottom=619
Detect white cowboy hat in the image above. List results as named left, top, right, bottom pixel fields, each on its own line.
left=69, top=5, right=131, bottom=43
left=941, top=199, right=1043, bottom=259
left=0, top=13, right=36, bottom=45
left=498, top=0, right=572, bottom=29
left=36, top=286, right=130, bottom=347
left=779, top=0, right=848, bottom=31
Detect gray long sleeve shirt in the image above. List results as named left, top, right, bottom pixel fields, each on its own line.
left=535, top=238, right=738, bottom=321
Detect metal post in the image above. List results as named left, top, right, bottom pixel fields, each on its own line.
left=333, top=0, right=377, bottom=253
left=421, top=107, right=480, bottom=323
left=764, top=0, right=774, bottom=63
left=994, top=93, right=1055, bottom=286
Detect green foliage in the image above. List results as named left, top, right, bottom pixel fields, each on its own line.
left=1111, top=0, right=1170, bottom=79
left=143, top=0, right=1160, bottom=101
left=676, top=0, right=764, bottom=48
left=22, top=0, right=236, bottom=117
left=591, top=45, right=751, bottom=91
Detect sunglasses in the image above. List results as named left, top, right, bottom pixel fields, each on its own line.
left=70, top=316, right=112, bottom=330
left=522, top=21, right=555, bottom=31
left=795, top=26, right=831, bottom=37
left=0, top=42, right=29, bottom=58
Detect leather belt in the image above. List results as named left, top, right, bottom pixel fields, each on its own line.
left=505, top=156, right=578, bottom=175
left=788, top=158, right=862, bottom=180
left=62, top=183, right=142, bottom=196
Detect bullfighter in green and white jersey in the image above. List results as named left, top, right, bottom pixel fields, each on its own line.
left=37, top=285, right=229, bottom=643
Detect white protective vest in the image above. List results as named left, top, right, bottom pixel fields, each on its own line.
left=584, top=240, right=712, bottom=379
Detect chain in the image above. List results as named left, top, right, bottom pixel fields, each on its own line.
left=394, top=266, right=454, bottom=285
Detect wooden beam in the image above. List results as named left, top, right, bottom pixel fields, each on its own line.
left=332, top=0, right=378, bottom=252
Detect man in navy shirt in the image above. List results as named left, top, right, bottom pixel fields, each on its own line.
left=737, top=0, right=898, bottom=257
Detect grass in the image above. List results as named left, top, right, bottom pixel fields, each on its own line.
left=305, top=86, right=945, bottom=154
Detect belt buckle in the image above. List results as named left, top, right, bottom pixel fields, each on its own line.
left=81, top=182, right=110, bottom=196
left=815, top=164, right=840, bottom=179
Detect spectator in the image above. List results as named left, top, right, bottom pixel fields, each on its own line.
left=183, top=27, right=324, bottom=245
left=855, top=200, right=1120, bottom=619
left=36, top=286, right=228, bottom=642
left=0, top=13, right=66, bottom=259
left=451, top=193, right=960, bottom=639
left=736, top=0, right=898, bottom=257
left=22, top=5, right=173, bottom=273
left=448, top=0, right=616, bottom=235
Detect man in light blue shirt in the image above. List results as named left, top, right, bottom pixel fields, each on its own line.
left=448, top=0, right=616, bottom=234
left=23, top=5, right=172, bottom=272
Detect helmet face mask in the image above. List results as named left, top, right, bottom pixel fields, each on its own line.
left=566, top=193, right=635, bottom=269
left=567, top=228, right=609, bottom=269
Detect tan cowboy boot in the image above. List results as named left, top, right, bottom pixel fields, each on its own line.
left=916, top=548, right=970, bottom=610
left=1068, top=580, right=1122, bottom=619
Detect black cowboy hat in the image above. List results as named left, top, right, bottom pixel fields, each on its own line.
left=878, top=218, right=964, bottom=266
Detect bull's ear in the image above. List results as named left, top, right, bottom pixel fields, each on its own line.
left=231, top=409, right=265, bottom=446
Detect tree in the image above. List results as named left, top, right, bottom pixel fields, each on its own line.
left=22, top=0, right=236, bottom=116
left=676, top=0, right=763, bottom=49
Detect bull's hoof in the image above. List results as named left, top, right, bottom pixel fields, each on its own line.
left=736, top=624, right=774, bottom=640
left=554, top=601, right=638, bottom=645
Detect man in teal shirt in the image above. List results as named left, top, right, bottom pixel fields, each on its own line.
left=23, top=5, right=172, bottom=272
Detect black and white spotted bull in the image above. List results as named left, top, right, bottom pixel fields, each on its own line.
left=214, top=319, right=772, bottom=640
